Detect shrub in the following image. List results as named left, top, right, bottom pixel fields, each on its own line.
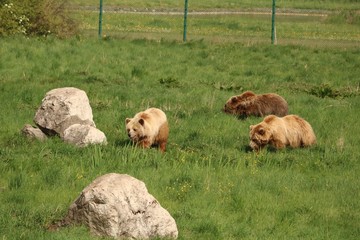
left=0, top=0, right=78, bottom=38
left=0, top=2, right=29, bottom=36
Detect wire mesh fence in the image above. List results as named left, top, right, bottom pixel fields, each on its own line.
left=75, top=1, right=360, bottom=47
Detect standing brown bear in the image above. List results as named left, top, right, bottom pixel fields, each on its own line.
left=125, top=108, right=169, bottom=152
left=223, top=91, right=288, bottom=119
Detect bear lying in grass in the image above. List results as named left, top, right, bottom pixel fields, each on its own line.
left=223, top=91, right=288, bottom=119
left=125, top=108, right=169, bottom=152
left=249, top=114, right=316, bottom=152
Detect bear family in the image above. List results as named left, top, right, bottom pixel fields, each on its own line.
left=125, top=91, right=315, bottom=152
left=249, top=114, right=316, bottom=151
left=125, top=108, right=169, bottom=152
left=223, top=91, right=288, bottom=119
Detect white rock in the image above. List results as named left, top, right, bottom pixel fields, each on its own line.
left=66, top=173, right=178, bottom=239
left=21, top=124, right=47, bottom=141
left=62, top=124, right=107, bottom=147
left=31, top=87, right=107, bottom=147
left=34, top=87, right=95, bottom=136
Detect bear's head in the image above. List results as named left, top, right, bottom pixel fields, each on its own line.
left=223, top=96, right=240, bottom=114
left=125, top=117, right=147, bottom=143
left=223, top=91, right=256, bottom=116
left=249, top=123, right=272, bottom=151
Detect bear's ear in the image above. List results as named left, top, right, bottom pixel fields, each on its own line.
left=125, top=118, right=132, bottom=124
left=250, top=125, right=254, bottom=130
left=258, top=128, right=265, bottom=135
left=243, top=91, right=255, bottom=97
left=138, top=118, right=145, bottom=126
left=231, top=97, right=237, bottom=103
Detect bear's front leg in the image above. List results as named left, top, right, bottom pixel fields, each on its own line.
left=159, top=140, right=167, bottom=153
left=271, top=139, right=286, bottom=149
left=138, top=140, right=152, bottom=149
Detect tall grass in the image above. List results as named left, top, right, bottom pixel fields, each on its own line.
left=0, top=37, right=360, bottom=239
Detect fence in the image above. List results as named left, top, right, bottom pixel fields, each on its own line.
left=76, top=1, right=360, bottom=47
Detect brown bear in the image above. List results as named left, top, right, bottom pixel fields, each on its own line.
left=249, top=114, right=316, bottom=151
left=223, top=91, right=288, bottom=119
left=125, top=108, right=169, bottom=152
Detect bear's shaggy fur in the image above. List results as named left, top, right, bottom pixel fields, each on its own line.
left=125, top=108, right=169, bottom=152
left=249, top=114, right=316, bottom=151
left=223, top=91, right=288, bottom=118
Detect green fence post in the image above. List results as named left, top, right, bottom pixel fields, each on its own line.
left=271, top=0, right=277, bottom=44
left=183, top=0, right=189, bottom=42
left=98, top=0, right=103, bottom=39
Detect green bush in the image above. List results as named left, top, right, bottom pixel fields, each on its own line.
left=0, top=0, right=78, bottom=38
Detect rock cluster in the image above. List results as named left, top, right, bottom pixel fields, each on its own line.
left=22, top=87, right=107, bottom=147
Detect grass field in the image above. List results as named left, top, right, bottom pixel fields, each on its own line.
left=0, top=0, right=360, bottom=239
left=0, top=36, right=359, bottom=239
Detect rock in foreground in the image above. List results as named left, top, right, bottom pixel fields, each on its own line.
left=65, top=173, right=178, bottom=239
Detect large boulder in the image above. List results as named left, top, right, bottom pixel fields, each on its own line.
left=66, top=173, right=178, bottom=239
left=27, top=87, right=107, bottom=146
left=34, top=87, right=95, bottom=136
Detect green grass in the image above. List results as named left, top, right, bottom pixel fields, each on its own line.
left=0, top=36, right=359, bottom=239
